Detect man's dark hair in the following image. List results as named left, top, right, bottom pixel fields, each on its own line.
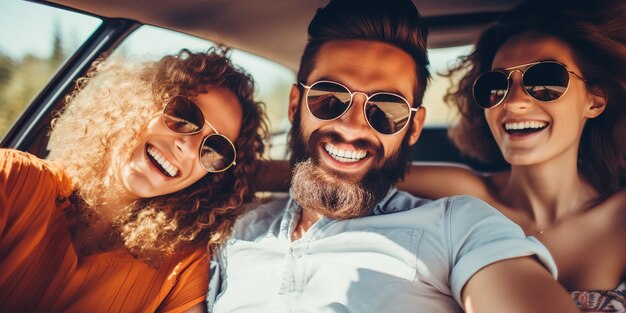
left=297, top=0, right=430, bottom=106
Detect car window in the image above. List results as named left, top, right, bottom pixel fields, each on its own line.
left=0, top=0, right=101, bottom=138
left=424, top=45, right=473, bottom=127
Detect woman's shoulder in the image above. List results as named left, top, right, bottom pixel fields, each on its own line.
left=0, top=148, right=73, bottom=197
left=2, top=148, right=53, bottom=171
left=567, top=187, right=626, bottom=244
left=609, top=187, right=626, bottom=201
left=597, top=187, right=626, bottom=222
left=402, top=161, right=506, bottom=202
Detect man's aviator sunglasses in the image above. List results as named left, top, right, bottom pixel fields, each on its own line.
left=300, top=80, right=419, bottom=135
left=472, top=60, right=586, bottom=109
left=162, top=96, right=236, bottom=173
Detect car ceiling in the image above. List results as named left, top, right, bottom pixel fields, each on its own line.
left=39, top=0, right=525, bottom=70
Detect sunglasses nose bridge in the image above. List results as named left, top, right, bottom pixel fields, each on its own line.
left=351, top=91, right=371, bottom=115
left=336, top=92, right=371, bottom=131
left=502, top=80, right=534, bottom=112
left=504, top=68, right=523, bottom=80
left=503, top=70, right=527, bottom=97
left=351, top=91, right=370, bottom=106
left=174, top=131, right=205, bottom=154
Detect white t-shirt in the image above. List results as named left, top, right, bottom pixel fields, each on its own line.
left=210, top=189, right=556, bottom=313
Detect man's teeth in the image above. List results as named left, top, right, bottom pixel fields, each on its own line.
left=324, top=143, right=367, bottom=163
left=504, top=121, right=548, bottom=131
left=147, top=146, right=178, bottom=177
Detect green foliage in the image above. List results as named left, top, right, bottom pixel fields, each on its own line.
left=0, top=22, right=67, bottom=139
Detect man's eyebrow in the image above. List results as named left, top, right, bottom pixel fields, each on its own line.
left=309, top=75, right=341, bottom=84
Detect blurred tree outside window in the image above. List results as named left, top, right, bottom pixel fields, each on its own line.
left=0, top=1, right=101, bottom=139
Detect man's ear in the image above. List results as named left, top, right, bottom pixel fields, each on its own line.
left=408, top=106, right=426, bottom=146
left=288, top=84, right=301, bottom=123
left=585, top=86, right=608, bottom=119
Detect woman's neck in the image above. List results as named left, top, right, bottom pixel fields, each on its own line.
left=498, top=150, right=600, bottom=230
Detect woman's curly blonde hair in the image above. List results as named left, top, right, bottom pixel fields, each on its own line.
left=48, top=48, right=268, bottom=263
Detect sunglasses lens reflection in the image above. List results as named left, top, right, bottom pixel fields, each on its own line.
left=524, top=62, right=569, bottom=101
left=163, top=97, right=205, bottom=134
left=307, top=82, right=352, bottom=120
left=366, top=94, right=411, bottom=134
left=201, top=135, right=235, bottom=172
left=474, top=72, right=508, bottom=108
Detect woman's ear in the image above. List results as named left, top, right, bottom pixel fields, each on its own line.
left=288, top=84, right=300, bottom=123
left=585, top=86, right=608, bottom=118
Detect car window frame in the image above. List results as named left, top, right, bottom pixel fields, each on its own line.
left=0, top=4, right=138, bottom=156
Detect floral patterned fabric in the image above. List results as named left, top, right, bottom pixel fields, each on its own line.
left=571, top=282, right=626, bottom=313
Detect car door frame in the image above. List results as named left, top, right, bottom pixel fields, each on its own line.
left=1, top=5, right=139, bottom=158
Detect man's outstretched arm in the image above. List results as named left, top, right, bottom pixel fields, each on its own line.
left=462, top=256, right=580, bottom=313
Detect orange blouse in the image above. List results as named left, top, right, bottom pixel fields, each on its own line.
left=0, top=149, right=208, bottom=312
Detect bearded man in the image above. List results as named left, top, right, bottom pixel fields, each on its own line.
left=208, top=0, right=581, bottom=312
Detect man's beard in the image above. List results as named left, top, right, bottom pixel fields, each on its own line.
left=289, top=108, right=412, bottom=220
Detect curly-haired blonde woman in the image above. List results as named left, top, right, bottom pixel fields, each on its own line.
left=0, top=48, right=267, bottom=312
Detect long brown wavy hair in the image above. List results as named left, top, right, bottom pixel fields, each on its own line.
left=48, top=48, right=268, bottom=263
left=445, top=0, right=626, bottom=195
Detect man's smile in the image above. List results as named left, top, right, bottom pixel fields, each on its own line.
left=324, top=142, right=368, bottom=163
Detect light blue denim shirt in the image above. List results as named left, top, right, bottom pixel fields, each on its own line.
left=210, top=188, right=556, bottom=313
